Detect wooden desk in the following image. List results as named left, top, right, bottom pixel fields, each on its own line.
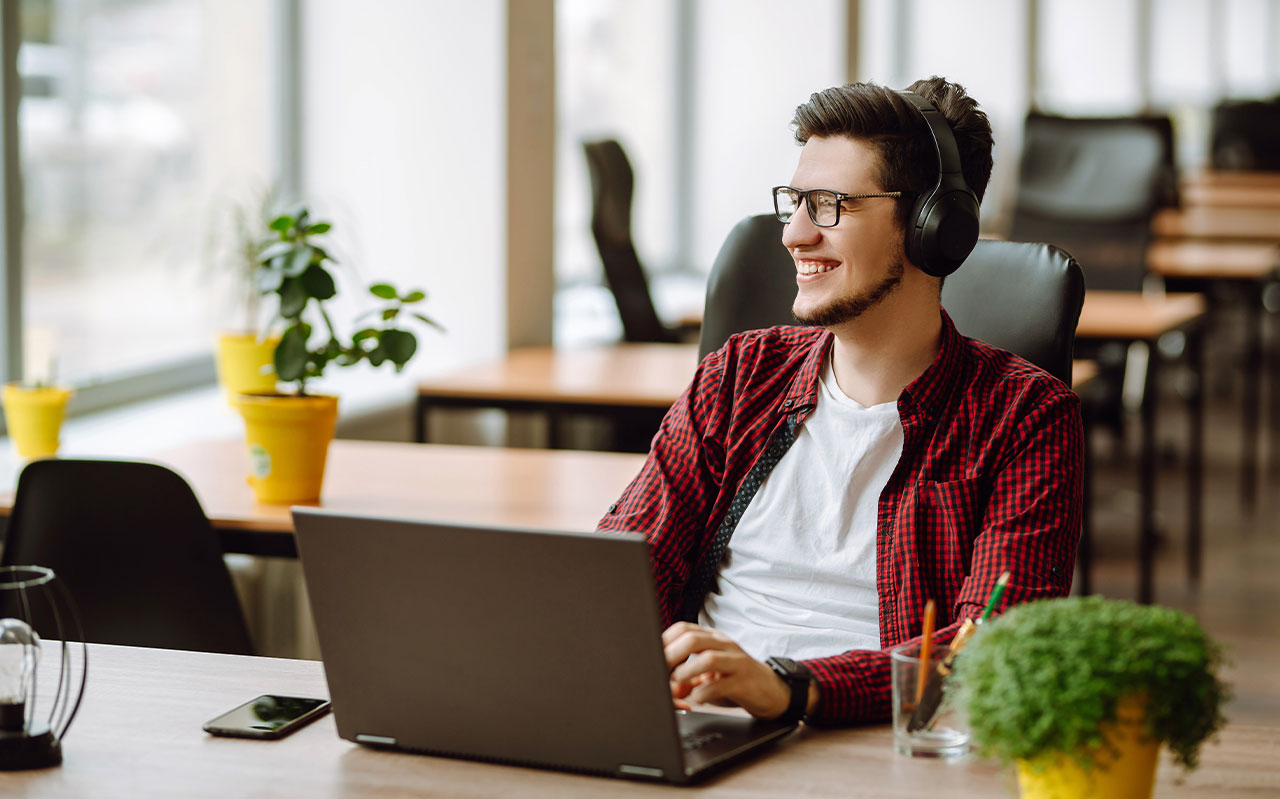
left=0, top=440, right=645, bottom=558
left=1152, top=207, right=1280, bottom=241
left=415, top=344, right=699, bottom=451
left=1075, top=291, right=1208, bottom=604
left=1182, top=183, right=1280, bottom=209
left=1182, top=169, right=1280, bottom=190
left=1148, top=240, right=1280, bottom=507
left=19, top=642, right=1274, bottom=798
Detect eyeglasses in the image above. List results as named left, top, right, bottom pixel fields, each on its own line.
left=772, top=186, right=906, bottom=228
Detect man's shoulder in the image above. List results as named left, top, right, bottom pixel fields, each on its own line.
left=957, top=336, right=1078, bottom=410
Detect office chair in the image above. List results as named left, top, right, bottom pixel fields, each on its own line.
left=1010, top=113, right=1169, bottom=293
left=698, top=214, right=1084, bottom=385
left=1, top=459, right=254, bottom=655
left=583, top=139, right=695, bottom=343
left=1211, top=98, right=1280, bottom=171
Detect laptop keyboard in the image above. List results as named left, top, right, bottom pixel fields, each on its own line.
left=681, top=730, right=725, bottom=750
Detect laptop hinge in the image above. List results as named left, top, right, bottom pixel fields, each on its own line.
left=618, top=764, right=665, bottom=779
left=355, top=734, right=398, bottom=746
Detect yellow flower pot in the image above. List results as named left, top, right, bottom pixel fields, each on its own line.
left=215, top=333, right=281, bottom=400
left=231, top=393, right=338, bottom=505
left=2, top=384, right=73, bottom=458
left=1016, top=697, right=1159, bottom=799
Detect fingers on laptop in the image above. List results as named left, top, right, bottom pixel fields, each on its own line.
left=662, top=623, right=787, bottom=717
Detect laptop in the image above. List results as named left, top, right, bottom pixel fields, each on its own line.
left=291, top=508, right=798, bottom=783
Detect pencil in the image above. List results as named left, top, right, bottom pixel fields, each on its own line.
left=979, top=571, right=1012, bottom=622
left=915, top=599, right=936, bottom=704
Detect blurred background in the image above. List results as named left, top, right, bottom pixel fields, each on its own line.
left=6, top=0, right=1278, bottom=398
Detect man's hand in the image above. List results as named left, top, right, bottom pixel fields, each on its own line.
left=662, top=621, right=791, bottom=719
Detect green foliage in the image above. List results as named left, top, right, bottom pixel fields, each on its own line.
left=950, top=596, right=1229, bottom=772
left=257, top=207, right=442, bottom=395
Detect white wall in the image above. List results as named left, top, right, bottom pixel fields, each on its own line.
left=300, top=0, right=507, bottom=377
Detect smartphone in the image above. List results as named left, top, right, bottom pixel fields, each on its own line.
left=203, top=695, right=331, bottom=740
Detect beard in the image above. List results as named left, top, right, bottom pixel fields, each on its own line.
left=792, top=253, right=906, bottom=328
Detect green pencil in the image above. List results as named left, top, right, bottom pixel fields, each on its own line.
left=979, top=571, right=1011, bottom=622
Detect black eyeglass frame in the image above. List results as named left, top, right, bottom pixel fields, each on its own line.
left=771, top=185, right=908, bottom=228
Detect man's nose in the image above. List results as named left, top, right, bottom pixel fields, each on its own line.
left=781, top=202, right=821, bottom=249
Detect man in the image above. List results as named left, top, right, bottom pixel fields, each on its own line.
left=597, top=77, right=1083, bottom=725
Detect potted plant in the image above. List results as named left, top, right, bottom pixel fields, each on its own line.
left=231, top=205, right=440, bottom=504
left=2, top=341, right=72, bottom=459
left=2, top=381, right=73, bottom=459
left=206, top=192, right=283, bottom=399
left=950, top=596, right=1229, bottom=799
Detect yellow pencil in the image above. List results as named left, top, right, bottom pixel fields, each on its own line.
left=915, top=599, right=936, bottom=704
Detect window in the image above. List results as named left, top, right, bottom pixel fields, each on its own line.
left=17, top=0, right=272, bottom=390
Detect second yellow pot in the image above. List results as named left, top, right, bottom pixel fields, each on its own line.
left=2, top=384, right=73, bottom=458
left=231, top=393, right=338, bottom=505
left=1015, top=696, right=1159, bottom=799
left=215, top=333, right=281, bottom=400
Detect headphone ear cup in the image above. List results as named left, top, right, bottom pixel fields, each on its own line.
left=908, top=190, right=980, bottom=278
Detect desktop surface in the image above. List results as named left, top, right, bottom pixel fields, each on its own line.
left=7, top=642, right=1275, bottom=798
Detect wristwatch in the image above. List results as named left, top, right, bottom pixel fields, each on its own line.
left=765, top=656, right=812, bottom=723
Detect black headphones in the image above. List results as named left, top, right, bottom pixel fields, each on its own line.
left=897, top=91, right=981, bottom=277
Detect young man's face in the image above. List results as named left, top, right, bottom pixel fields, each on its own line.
left=783, top=135, right=909, bottom=328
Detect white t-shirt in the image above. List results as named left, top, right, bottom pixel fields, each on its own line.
left=698, top=357, right=904, bottom=660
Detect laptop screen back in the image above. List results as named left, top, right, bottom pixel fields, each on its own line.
left=292, top=509, right=687, bottom=778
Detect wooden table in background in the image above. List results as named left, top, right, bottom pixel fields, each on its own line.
left=1152, top=207, right=1280, bottom=241
left=1148, top=240, right=1280, bottom=507
left=1182, top=169, right=1280, bottom=190
left=415, top=344, right=699, bottom=452
left=1075, top=291, right=1208, bottom=604
left=0, top=440, right=645, bottom=558
left=15, top=641, right=1274, bottom=798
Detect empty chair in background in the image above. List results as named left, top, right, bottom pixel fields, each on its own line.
left=1009, top=113, right=1176, bottom=442
left=583, top=138, right=698, bottom=344
left=1211, top=98, right=1280, bottom=171
left=1010, top=113, right=1172, bottom=293
left=0, top=459, right=254, bottom=655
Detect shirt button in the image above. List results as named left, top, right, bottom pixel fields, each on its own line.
left=783, top=399, right=793, bottom=408
left=608, top=503, right=618, bottom=513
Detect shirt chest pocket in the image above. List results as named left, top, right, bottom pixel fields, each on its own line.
left=918, top=477, right=986, bottom=586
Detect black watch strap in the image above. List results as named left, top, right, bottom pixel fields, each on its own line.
left=766, top=656, right=812, bottom=723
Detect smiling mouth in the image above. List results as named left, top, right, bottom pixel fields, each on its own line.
left=796, top=260, right=840, bottom=275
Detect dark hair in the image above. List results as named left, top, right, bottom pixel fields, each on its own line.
left=791, top=76, right=994, bottom=231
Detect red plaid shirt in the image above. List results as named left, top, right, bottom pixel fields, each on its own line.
left=597, top=310, right=1083, bottom=724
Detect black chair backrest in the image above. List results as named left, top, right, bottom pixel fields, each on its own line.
left=698, top=214, right=1085, bottom=386
left=1010, top=113, right=1168, bottom=292
left=1211, top=98, right=1280, bottom=171
left=1, top=459, right=254, bottom=654
left=582, top=139, right=678, bottom=343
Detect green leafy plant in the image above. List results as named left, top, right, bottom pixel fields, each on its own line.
left=257, top=206, right=441, bottom=395
left=950, top=596, right=1229, bottom=772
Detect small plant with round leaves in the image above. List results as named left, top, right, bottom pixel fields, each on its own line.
left=257, top=206, right=441, bottom=395
left=950, top=596, right=1229, bottom=774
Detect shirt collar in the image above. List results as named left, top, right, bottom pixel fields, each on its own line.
left=780, top=309, right=963, bottom=422
left=898, top=308, right=964, bottom=422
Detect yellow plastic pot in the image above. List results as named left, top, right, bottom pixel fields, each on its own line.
left=1016, top=696, right=1159, bottom=799
left=215, top=333, right=281, bottom=400
left=231, top=393, right=338, bottom=505
left=2, top=384, right=73, bottom=458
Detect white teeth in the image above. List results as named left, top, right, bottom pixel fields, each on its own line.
left=797, top=261, right=839, bottom=275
